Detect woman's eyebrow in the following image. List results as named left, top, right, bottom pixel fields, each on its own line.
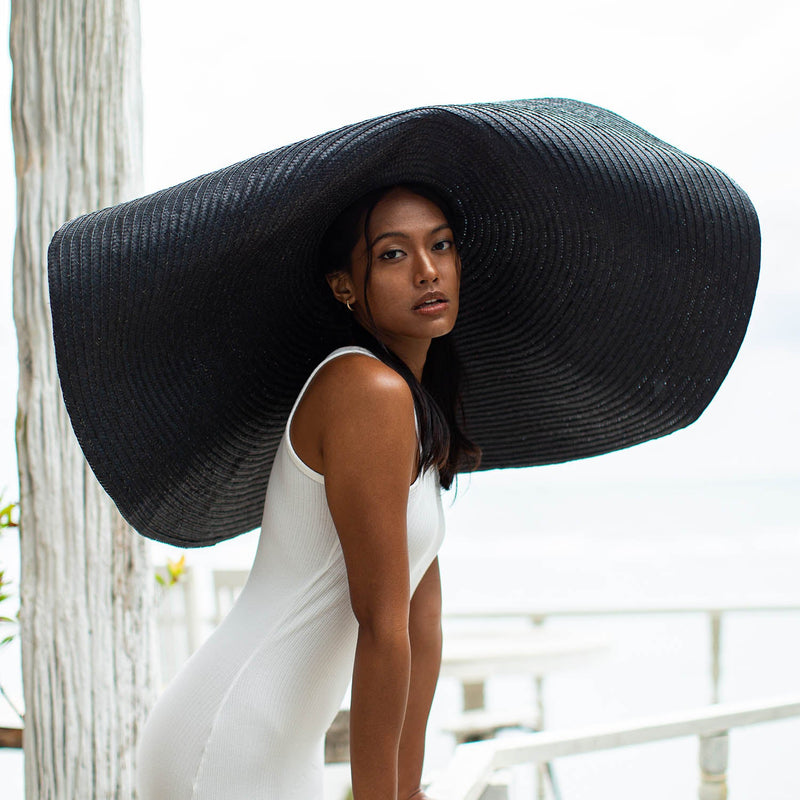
left=371, top=223, right=452, bottom=245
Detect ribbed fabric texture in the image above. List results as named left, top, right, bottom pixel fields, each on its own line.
left=136, top=347, right=445, bottom=799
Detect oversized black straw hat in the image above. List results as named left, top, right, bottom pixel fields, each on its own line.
left=48, top=98, right=760, bottom=546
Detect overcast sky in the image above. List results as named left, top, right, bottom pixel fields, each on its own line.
left=0, top=0, right=797, bottom=530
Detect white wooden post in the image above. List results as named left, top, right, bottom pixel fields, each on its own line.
left=479, top=774, right=511, bottom=800
left=531, top=615, right=547, bottom=800
left=709, top=612, right=722, bottom=704
left=10, top=1, right=155, bottom=797
left=698, top=732, right=728, bottom=800
left=461, top=681, right=485, bottom=712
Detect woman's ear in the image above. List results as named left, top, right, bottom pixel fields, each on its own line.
left=326, top=270, right=356, bottom=308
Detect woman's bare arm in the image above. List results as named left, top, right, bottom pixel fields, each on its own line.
left=397, top=557, right=442, bottom=800
left=319, top=355, right=419, bottom=800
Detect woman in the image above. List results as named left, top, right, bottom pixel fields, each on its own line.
left=134, top=183, right=478, bottom=799
left=47, top=99, right=759, bottom=800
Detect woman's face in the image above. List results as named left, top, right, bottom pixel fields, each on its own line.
left=330, top=187, right=460, bottom=353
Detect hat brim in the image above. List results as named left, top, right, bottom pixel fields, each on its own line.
left=48, top=98, right=760, bottom=546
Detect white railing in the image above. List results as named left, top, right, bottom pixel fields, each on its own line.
left=442, top=603, right=800, bottom=799
left=426, top=696, right=800, bottom=800
left=445, top=603, right=800, bottom=704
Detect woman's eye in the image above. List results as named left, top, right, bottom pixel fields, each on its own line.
left=433, top=239, right=453, bottom=251
left=380, top=249, right=404, bottom=260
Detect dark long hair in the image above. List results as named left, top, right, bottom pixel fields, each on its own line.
left=319, top=183, right=481, bottom=489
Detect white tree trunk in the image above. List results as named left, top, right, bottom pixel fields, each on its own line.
left=10, top=2, right=156, bottom=798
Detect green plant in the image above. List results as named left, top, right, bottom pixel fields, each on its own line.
left=0, top=499, right=23, bottom=723
left=0, top=565, right=14, bottom=646
left=0, top=501, right=19, bottom=647
left=155, top=554, right=187, bottom=588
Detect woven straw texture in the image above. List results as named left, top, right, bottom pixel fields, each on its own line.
left=48, top=98, right=760, bottom=545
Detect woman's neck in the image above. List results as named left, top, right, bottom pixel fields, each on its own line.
left=378, top=337, right=430, bottom=381
left=353, top=325, right=430, bottom=381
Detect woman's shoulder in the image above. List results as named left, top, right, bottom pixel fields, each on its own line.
left=315, top=357, right=417, bottom=471
left=290, top=348, right=416, bottom=478
left=312, top=349, right=413, bottom=416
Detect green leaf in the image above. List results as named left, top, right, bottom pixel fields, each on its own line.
left=0, top=501, right=18, bottom=529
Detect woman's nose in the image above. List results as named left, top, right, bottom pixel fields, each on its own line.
left=415, top=253, right=439, bottom=284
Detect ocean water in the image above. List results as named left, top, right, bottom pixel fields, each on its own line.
left=1, top=477, right=798, bottom=798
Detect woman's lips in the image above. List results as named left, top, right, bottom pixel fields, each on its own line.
left=413, top=299, right=449, bottom=314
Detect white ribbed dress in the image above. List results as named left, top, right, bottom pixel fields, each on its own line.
left=137, top=346, right=445, bottom=799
